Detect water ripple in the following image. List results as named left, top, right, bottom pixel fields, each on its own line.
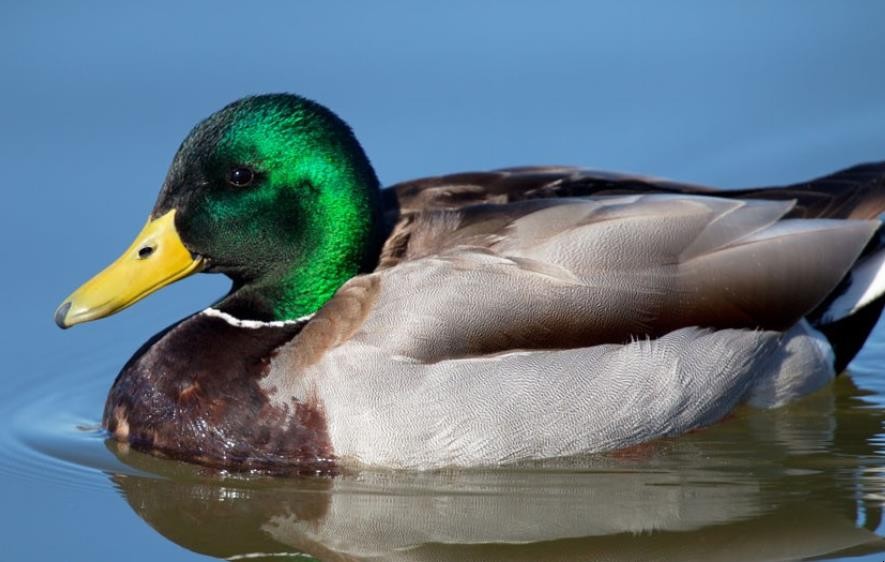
left=0, top=362, right=147, bottom=492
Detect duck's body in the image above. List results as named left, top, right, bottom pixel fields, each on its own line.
left=56, top=95, right=885, bottom=472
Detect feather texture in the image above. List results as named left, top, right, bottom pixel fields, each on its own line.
left=269, top=328, right=778, bottom=468
left=367, top=195, right=877, bottom=360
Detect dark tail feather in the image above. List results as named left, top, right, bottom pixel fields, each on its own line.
left=730, top=161, right=885, bottom=220
left=816, top=295, right=885, bottom=373
left=811, top=225, right=885, bottom=372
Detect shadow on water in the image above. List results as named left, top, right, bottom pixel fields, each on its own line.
left=92, top=376, right=885, bottom=562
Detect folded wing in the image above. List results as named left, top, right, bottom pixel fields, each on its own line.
left=340, top=195, right=879, bottom=361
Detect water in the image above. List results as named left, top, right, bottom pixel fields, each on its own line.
left=4, top=1, right=885, bottom=560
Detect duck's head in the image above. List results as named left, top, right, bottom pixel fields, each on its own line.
left=55, top=94, right=382, bottom=328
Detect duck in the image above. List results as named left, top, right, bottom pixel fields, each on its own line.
left=54, top=93, right=885, bottom=473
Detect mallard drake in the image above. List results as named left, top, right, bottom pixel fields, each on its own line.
left=55, top=94, right=885, bottom=472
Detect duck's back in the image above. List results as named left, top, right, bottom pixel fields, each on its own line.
left=383, top=162, right=885, bottom=220
left=377, top=162, right=885, bottom=365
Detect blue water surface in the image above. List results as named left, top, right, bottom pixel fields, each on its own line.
left=3, top=2, right=885, bottom=560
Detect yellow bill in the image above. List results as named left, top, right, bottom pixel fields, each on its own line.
left=54, top=210, right=204, bottom=328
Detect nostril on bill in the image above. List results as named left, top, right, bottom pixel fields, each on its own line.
left=137, top=245, right=156, bottom=260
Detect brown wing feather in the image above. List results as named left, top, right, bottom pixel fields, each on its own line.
left=384, top=161, right=885, bottom=219
left=380, top=162, right=885, bottom=268
left=384, top=166, right=714, bottom=219
left=731, top=162, right=885, bottom=219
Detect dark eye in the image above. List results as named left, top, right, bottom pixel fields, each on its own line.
left=227, top=166, right=255, bottom=188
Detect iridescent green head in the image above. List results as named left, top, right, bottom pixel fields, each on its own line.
left=54, top=94, right=383, bottom=328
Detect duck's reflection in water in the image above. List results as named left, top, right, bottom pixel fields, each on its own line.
left=108, top=376, right=885, bottom=561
